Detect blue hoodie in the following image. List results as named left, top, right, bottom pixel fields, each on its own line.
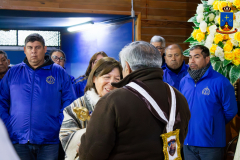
left=163, top=62, right=188, bottom=90
left=180, top=65, right=238, bottom=147
left=0, top=55, right=76, bottom=144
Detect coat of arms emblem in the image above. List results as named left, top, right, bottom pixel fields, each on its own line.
left=216, top=6, right=237, bottom=34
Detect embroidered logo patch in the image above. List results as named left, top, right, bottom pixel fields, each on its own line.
left=202, top=86, right=210, bottom=95
left=46, top=76, right=55, bottom=84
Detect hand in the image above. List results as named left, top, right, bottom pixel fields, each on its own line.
left=76, top=142, right=81, bottom=154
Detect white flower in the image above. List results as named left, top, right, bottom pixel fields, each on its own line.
left=229, top=33, right=239, bottom=46
left=205, top=41, right=213, bottom=49
left=234, top=20, right=240, bottom=29
left=206, top=34, right=215, bottom=43
left=199, top=21, right=207, bottom=32
left=197, top=13, right=204, bottom=23
left=208, top=0, right=215, bottom=5
left=197, top=4, right=204, bottom=14
left=215, top=46, right=224, bottom=61
left=209, top=25, right=217, bottom=35
left=235, top=12, right=240, bottom=23
left=214, top=15, right=220, bottom=24
left=208, top=13, right=215, bottom=22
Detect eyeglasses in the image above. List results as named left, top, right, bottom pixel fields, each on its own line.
left=156, top=46, right=164, bottom=50
left=52, top=55, right=66, bottom=62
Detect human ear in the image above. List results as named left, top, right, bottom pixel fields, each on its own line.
left=125, top=61, right=132, bottom=74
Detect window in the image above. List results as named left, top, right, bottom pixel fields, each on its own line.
left=0, top=30, right=60, bottom=47
left=0, top=30, right=17, bottom=46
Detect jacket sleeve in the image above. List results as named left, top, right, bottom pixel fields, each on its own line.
left=221, top=82, right=238, bottom=124
left=61, top=71, right=77, bottom=109
left=79, top=95, right=116, bottom=160
left=0, top=70, right=11, bottom=126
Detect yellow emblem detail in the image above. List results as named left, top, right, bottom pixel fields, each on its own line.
left=225, top=15, right=229, bottom=20
left=73, top=107, right=91, bottom=121
left=161, top=129, right=182, bottom=160
left=46, top=76, right=55, bottom=84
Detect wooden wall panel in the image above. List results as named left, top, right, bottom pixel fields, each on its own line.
left=0, top=0, right=201, bottom=51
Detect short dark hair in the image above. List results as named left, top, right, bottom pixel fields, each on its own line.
left=84, top=57, right=123, bottom=94
left=0, top=50, right=8, bottom=59
left=190, top=45, right=210, bottom=58
left=49, top=49, right=66, bottom=61
left=25, top=33, right=45, bottom=47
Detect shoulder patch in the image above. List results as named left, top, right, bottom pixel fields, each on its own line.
left=46, top=76, right=55, bottom=84
left=202, top=86, right=210, bottom=95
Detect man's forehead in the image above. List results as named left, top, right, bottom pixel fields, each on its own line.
left=189, top=49, right=202, bottom=56
left=166, top=47, right=181, bottom=55
left=0, top=54, right=6, bottom=58
left=26, top=41, right=43, bottom=47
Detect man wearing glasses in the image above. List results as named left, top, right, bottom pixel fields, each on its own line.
left=49, top=49, right=75, bottom=83
left=150, top=35, right=166, bottom=69
left=0, top=50, right=10, bottom=81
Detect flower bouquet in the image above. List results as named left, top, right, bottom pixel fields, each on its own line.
left=184, top=0, right=240, bottom=84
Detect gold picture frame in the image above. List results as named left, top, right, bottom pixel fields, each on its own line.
left=160, top=129, right=182, bottom=160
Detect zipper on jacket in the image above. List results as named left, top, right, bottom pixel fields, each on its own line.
left=186, top=82, right=197, bottom=145
left=29, top=71, right=36, bottom=143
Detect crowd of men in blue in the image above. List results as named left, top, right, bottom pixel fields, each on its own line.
left=0, top=33, right=239, bottom=160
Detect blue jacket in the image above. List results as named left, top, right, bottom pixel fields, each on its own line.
left=70, top=75, right=75, bottom=84
left=0, top=55, right=76, bottom=144
left=74, top=77, right=88, bottom=98
left=163, top=62, right=188, bottom=90
left=179, top=65, right=238, bottom=147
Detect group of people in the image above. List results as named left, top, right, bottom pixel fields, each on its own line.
left=0, top=33, right=238, bottom=160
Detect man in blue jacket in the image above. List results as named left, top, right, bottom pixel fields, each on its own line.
left=0, top=33, right=76, bottom=160
left=180, top=45, right=238, bottom=160
left=163, top=44, right=188, bottom=90
left=0, top=50, right=10, bottom=81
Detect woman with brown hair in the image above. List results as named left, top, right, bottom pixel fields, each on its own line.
left=74, top=51, right=108, bottom=98
left=59, top=57, right=122, bottom=160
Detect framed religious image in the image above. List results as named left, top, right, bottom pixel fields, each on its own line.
left=161, top=129, right=181, bottom=160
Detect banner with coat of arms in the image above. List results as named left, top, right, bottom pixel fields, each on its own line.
left=184, top=0, right=240, bottom=84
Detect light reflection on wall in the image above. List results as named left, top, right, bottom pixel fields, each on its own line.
left=62, top=21, right=132, bottom=78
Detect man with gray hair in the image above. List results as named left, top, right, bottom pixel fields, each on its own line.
left=150, top=35, right=166, bottom=69
left=0, top=50, right=10, bottom=81
left=163, top=44, right=188, bottom=90
left=79, top=41, right=190, bottom=160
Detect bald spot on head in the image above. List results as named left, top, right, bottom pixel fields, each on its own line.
left=165, top=44, right=183, bottom=55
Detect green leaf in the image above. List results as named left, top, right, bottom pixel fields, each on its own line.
left=210, top=56, right=220, bottom=63
left=206, top=7, right=210, bottom=12
left=193, top=26, right=199, bottom=30
left=223, top=64, right=232, bottom=79
left=201, top=0, right=208, bottom=5
left=223, top=59, right=232, bottom=67
left=218, top=41, right=224, bottom=48
left=188, top=16, right=197, bottom=22
left=184, top=36, right=196, bottom=43
left=183, top=48, right=190, bottom=57
left=212, top=61, right=222, bottom=72
left=229, top=65, right=240, bottom=84
left=194, top=22, right=200, bottom=27
left=218, top=67, right=224, bottom=75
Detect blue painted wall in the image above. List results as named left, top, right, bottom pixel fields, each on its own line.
left=61, top=21, right=133, bottom=78
left=4, top=50, right=25, bottom=65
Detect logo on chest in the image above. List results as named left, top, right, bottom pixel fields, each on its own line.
left=202, top=86, right=210, bottom=95
left=46, top=76, right=55, bottom=84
